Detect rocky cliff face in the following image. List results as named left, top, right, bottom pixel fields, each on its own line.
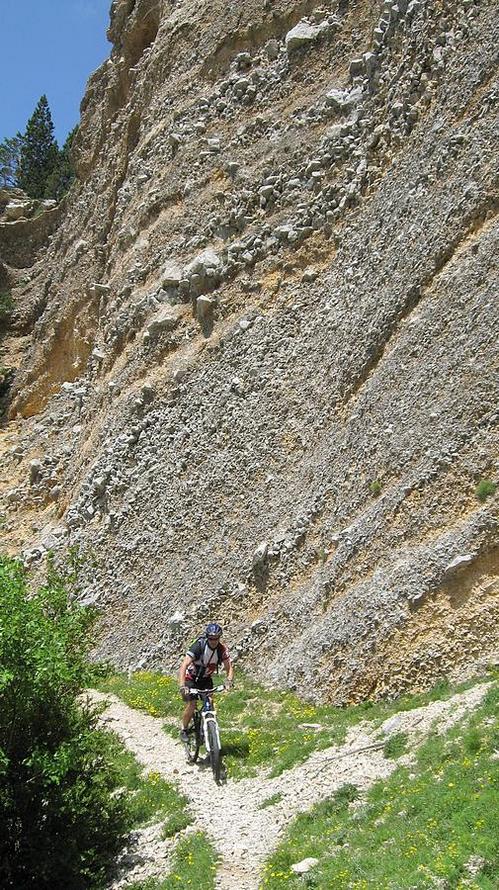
left=1, top=0, right=497, bottom=702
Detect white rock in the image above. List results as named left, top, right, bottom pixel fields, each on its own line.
left=4, top=201, right=32, bottom=221
left=162, top=261, right=183, bottom=288
left=252, top=542, right=268, bottom=568
left=197, top=295, right=215, bottom=322
left=146, top=306, right=181, bottom=337
left=326, top=87, right=363, bottom=111
left=168, top=610, right=185, bottom=628
left=291, top=857, right=319, bottom=874
left=285, top=21, right=324, bottom=51
left=88, top=282, right=111, bottom=297
left=382, top=715, right=402, bottom=734
left=445, top=554, right=474, bottom=573
left=185, top=248, right=222, bottom=279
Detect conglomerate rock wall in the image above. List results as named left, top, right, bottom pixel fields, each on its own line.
left=0, top=0, right=498, bottom=701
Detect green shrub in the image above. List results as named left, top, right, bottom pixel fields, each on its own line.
left=370, top=480, right=382, bottom=497
left=0, top=367, right=14, bottom=401
left=383, top=731, right=408, bottom=759
left=0, top=290, right=13, bottom=324
left=0, top=556, right=131, bottom=889
left=259, top=792, right=283, bottom=809
left=475, top=479, right=497, bottom=502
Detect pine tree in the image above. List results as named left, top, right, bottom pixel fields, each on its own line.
left=16, top=95, right=59, bottom=199
left=45, top=126, right=77, bottom=200
left=0, top=135, right=23, bottom=188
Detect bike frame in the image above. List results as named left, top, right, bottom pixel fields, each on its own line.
left=189, top=685, right=224, bottom=749
left=200, top=697, right=221, bottom=754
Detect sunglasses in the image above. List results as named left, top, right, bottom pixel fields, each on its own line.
left=208, top=635, right=221, bottom=641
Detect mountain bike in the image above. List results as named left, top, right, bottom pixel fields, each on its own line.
left=183, top=684, right=225, bottom=784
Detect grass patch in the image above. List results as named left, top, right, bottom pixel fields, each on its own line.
left=127, top=831, right=217, bottom=889
left=370, top=479, right=382, bottom=497
left=383, top=731, right=408, bottom=759
left=259, top=792, right=284, bottom=809
left=98, top=731, right=210, bottom=887
left=261, top=681, right=499, bottom=888
left=97, top=671, right=180, bottom=717
left=475, top=479, right=497, bottom=502
left=95, top=671, right=495, bottom=781
left=107, top=734, right=192, bottom=836
left=262, top=785, right=359, bottom=886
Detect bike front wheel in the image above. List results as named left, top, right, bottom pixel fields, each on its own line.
left=185, top=714, right=201, bottom=763
left=206, top=719, right=221, bottom=784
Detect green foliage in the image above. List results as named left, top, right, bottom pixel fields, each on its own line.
left=44, top=126, right=77, bottom=200
left=16, top=95, right=59, bottom=199
left=475, top=479, right=497, bottom=502
left=259, top=792, right=284, bottom=809
left=0, top=556, right=131, bottom=889
left=383, top=731, right=408, bottom=759
left=97, top=671, right=180, bottom=718
left=11, top=97, right=75, bottom=200
left=0, top=290, right=13, bottom=325
left=163, top=832, right=217, bottom=889
left=262, top=785, right=359, bottom=886
left=104, top=738, right=192, bottom=837
left=96, top=671, right=483, bottom=781
left=0, top=135, right=23, bottom=188
left=262, top=681, right=499, bottom=888
left=370, top=479, right=382, bottom=497
left=127, top=832, right=217, bottom=890
left=0, top=367, right=14, bottom=407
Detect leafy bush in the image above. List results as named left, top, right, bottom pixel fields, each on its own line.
left=0, top=556, right=131, bottom=889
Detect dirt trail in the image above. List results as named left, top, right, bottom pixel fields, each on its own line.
left=91, top=683, right=489, bottom=889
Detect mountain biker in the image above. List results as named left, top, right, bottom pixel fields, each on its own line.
left=178, top=622, right=234, bottom=742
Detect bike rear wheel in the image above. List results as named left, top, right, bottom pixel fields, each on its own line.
left=206, top=719, right=221, bottom=784
left=185, top=713, right=201, bottom=763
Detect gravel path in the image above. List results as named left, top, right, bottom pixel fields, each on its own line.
left=92, top=683, right=489, bottom=889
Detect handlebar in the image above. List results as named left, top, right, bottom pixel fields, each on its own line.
left=188, top=684, right=226, bottom=695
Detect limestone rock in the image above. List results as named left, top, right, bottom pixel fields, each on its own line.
left=1, top=0, right=497, bottom=708
left=3, top=201, right=32, bottom=221
left=162, top=261, right=183, bottom=288
left=291, top=857, right=319, bottom=874
left=146, top=306, right=181, bottom=337
left=285, top=21, right=325, bottom=51
left=196, top=295, right=215, bottom=322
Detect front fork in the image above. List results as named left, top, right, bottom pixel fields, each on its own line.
left=201, top=709, right=220, bottom=753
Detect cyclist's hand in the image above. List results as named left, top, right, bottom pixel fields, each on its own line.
left=179, top=685, right=189, bottom=701
left=224, top=679, right=233, bottom=691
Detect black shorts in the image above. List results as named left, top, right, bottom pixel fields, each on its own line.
left=184, top=676, right=213, bottom=701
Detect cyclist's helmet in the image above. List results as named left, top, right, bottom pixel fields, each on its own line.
left=206, top=622, right=223, bottom=638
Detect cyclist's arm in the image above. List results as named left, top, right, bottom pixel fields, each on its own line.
left=223, top=656, right=234, bottom=686
left=179, top=655, right=193, bottom=687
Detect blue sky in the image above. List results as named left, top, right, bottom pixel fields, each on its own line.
left=0, top=0, right=111, bottom=146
